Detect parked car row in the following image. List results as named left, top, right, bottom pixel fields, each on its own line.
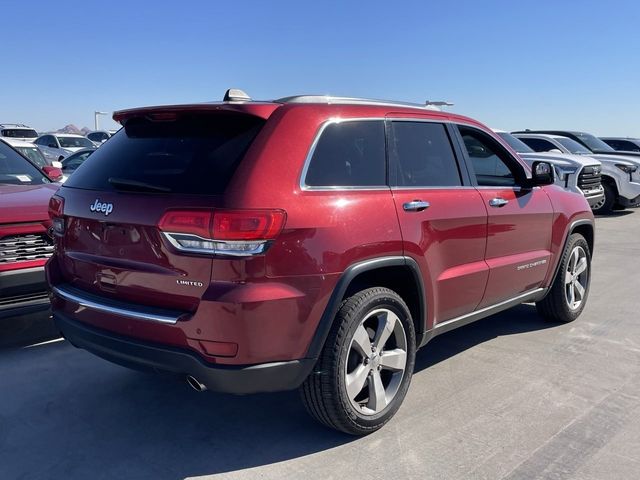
left=0, top=90, right=636, bottom=435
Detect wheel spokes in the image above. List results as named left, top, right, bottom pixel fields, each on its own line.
left=367, top=370, right=387, bottom=412
left=379, top=348, right=407, bottom=372
left=574, top=280, right=586, bottom=300
left=575, top=257, right=587, bottom=276
left=373, top=310, right=399, bottom=351
left=351, top=325, right=372, bottom=357
left=346, top=364, right=370, bottom=400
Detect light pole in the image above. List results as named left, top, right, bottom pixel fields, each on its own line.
left=94, top=111, right=109, bottom=131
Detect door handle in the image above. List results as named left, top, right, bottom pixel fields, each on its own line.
left=489, top=197, right=509, bottom=208
left=403, top=200, right=430, bottom=212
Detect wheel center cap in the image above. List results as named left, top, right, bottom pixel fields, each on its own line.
left=371, top=353, right=381, bottom=369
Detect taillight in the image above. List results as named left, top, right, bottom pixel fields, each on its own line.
left=48, top=195, right=65, bottom=235
left=158, top=209, right=286, bottom=256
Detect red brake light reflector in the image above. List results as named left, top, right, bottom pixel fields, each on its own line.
left=158, top=210, right=212, bottom=238
left=48, top=195, right=64, bottom=219
left=212, top=210, right=286, bottom=240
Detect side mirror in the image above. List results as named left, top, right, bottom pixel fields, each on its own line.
left=42, top=165, right=63, bottom=182
left=530, top=161, right=555, bottom=186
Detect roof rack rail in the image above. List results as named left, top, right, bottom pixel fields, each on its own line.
left=275, top=95, right=447, bottom=110
left=0, top=123, right=30, bottom=128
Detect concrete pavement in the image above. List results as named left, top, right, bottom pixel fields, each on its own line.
left=1, top=212, right=639, bottom=479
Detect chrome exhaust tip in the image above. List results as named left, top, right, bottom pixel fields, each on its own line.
left=186, top=375, right=207, bottom=392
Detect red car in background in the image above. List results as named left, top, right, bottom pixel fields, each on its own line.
left=1, top=140, right=59, bottom=319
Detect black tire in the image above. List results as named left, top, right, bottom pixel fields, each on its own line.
left=536, top=233, right=591, bottom=323
left=300, top=287, right=416, bottom=435
left=592, top=182, right=616, bottom=215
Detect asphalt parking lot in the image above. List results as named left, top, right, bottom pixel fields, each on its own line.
left=1, top=212, right=639, bottom=480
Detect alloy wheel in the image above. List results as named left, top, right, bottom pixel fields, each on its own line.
left=565, top=246, right=588, bottom=310
left=344, top=308, right=408, bottom=416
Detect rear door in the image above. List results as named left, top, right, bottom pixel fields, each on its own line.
left=454, top=125, right=554, bottom=308
left=55, top=112, right=267, bottom=312
left=388, top=118, right=489, bottom=325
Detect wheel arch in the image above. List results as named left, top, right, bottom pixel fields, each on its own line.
left=305, top=256, right=426, bottom=359
left=546, top=218, right=595, bottom=291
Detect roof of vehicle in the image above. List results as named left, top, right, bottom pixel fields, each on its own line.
left=39, top=133, right=86, bottom=138
left=113, top=91, right=477, bottom=127
left=512, top=132, right=575, bottom=140
left=0, top=138, right=38, bottom=148
left=0, top=123, right=33, bottom=129
left=600, top=136, right=640, bottom=141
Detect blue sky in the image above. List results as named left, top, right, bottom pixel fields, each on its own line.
left=2, top=0, right=639, bottom=135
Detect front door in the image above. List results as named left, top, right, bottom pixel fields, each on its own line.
left=455, top=125, right=554, bottom=308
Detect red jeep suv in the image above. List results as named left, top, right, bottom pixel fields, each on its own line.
left=47, top=91, right=594, bottom=434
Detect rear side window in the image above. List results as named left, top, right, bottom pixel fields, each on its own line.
left=64, top=114, right=265, bottom=195
left=1, top=129, right=38, bottom=139
left=390, top=121, right=461, bottom=187
left=304, top=120, right=386, bottom=187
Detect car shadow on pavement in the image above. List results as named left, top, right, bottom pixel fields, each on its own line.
left=0, top=304, right=557, bottom=479
left=413, top=303, right=558, bottom=373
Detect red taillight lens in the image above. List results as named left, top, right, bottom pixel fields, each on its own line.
left=212, top=209, right=286, bottom=240
left=158, top=210, right=212, bottom=238
left=48, top=195, right=65, bottom=235
left=48, top=195, right=64, bottom=219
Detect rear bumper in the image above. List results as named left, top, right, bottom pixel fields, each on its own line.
left=54, top=311, right=315, bottom=394
left=0, top=267, right=50, bottom=319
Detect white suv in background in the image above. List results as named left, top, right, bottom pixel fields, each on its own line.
left=495, top=130, right=604, bottom=209
left=33, top=133, right=95, bottom=162
left=0, top=123, right=39, bottom=142
left=514, top=133, right=640, bottom=214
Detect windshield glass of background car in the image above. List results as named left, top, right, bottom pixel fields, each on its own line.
left=575, top=133, right=615, bottom=152
left=497, top=132, right=534, bottom=153
left=1, top=129, right=38, bottom=138
left=64, top=113, right=266, bottom=194
left=17, top=147, right=47, bottom=168
left=58, top=136, right=94, bottom=148
left=556, top=137, right=592, bottom=154
left=0, top=142, right=48, bottom=185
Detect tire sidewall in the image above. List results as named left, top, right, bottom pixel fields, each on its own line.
left=335, top=290, right=416, bottom=430
left=556, top=234, right=592, bottom=320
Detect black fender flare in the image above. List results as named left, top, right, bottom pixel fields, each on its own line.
left=304, top=255, right=426, bottom=359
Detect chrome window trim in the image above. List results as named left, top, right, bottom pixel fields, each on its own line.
left=52, top=285, right=181, bottom=325
left=162, top=232, right=270, bottom=257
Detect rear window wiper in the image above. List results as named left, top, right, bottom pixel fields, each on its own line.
left=108, top=177, right=171, bottom=193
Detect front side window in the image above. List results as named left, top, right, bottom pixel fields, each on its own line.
left=458, top=126, right=523, bottom=187
left=304, top=120, right=386, bottom=187
left=390, top=121, right=461, bottom=187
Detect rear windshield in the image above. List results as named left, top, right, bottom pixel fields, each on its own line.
left=0, top=141, right=48, bottom=185
left=1, top=128, right=38, bottom=138
left=64, top=114, right=266, bottom=195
